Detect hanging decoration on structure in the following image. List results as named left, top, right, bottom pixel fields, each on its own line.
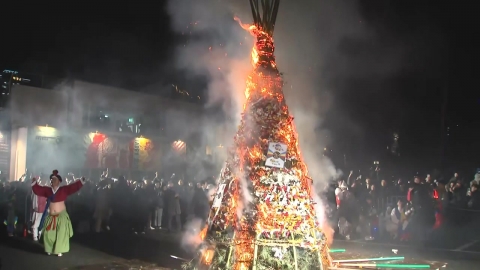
left=265, top=142, right=287, bottom=169
left=183, top=0, right=331, bottom=269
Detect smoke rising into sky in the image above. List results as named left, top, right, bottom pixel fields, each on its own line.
left=164, top=1, right=434, bottom=244
left=165, top=0, right=364, bottom=185
left=165, top=0, right=360, bottom=250
left=165, top=0, right=434, bottom=175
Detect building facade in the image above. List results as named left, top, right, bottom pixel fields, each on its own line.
left=1, top=69, right=46, bottom=108
left=4, top=80, right=220, bottom=181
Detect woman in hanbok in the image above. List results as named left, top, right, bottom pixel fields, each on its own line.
left=31, top=170, right=85, bottom=256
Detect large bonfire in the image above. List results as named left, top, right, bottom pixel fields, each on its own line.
left=185, top=0, right=331, bottom=269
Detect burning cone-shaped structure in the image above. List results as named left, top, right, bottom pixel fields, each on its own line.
left=185, top=1, right=331, bottom=269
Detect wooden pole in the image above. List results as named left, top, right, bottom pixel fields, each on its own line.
left=226, top=232, right=236, bottom=267
left=315, top=228, right=324, bottom=270
left=249, top=0, right=258, bottom=24
left=252, top=232, right=261, bottom=270
left=291, top=234, right=299, bottom=270
left=254, top=0, right=260, bottom=25
left=249, top=0, right=280, bottom=34
left=271, top=0, right=280, bottom=33
left=261, top=0, right=267, bottom=30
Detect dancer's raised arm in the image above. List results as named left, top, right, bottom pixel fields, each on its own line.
left=62, top=177, right=86, bottom=196
left=31, top=178, right=51, bottom=197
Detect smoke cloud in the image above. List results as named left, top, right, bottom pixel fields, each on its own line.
left=166, top=0, right=252, bottom=140
left=181, top=218, right=205, bottom=252
left=166, top=0, right=414, bottom=248
left=166, top=0, right=355, bottom=192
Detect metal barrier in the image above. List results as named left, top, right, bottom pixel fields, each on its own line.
left=381, top=195, right=480, bottom=213
left=448, top=206, right=480, bottom=212
left=380, top=195, right=480, bottom=225
left=374, top=196, right=407, bottom=214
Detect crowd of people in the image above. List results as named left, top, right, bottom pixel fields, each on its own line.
left=0, top=170, right=213, bottom=243
left=2, top=167, right=480, bottom=255
left=329, top=169, right=480, bottom=242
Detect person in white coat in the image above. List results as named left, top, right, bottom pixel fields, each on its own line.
left=31, top=179, right=48, bottom=241
left=385, top=199, right=409, bottom=240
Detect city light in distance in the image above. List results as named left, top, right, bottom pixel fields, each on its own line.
left=172, top=140, right=186, bottom=152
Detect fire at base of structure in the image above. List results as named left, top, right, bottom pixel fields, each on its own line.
left=183, top=1, right=331, bottom=269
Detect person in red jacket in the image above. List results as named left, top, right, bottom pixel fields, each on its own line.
left=31, top=179, right=48, bottom=241
left=31, top=170, right=85, bottom=256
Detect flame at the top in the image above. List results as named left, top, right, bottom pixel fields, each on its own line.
left=193, top=15, right=331, bottom=270
left=235, top=17, right=277, bottom=70
left=233, top=16, right=316, bottom=238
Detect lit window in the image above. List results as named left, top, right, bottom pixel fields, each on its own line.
left=172, top=140, right=186, bottom=153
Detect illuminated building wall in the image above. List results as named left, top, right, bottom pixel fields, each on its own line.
left=6, top=126, right=193, bottom=180
left=25, top=126, right=76, bottom=175
left=0, top=130, right=10, bottom=179
left=5, top=81, right=208, bottom=179
left=12, top=126, right=164, bottom=177
left=9, top=127, right=28, bottom=180
left=84, top=132, right=162, bottom=170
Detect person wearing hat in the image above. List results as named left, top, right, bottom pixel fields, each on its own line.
left=31, top=170, right=85, bottom=256
left=470, top=169, right=480, bottom=187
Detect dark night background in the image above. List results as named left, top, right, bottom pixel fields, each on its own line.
left=1, top=1, right=478, bottom=178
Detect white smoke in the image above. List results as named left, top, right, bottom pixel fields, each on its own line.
left=166, top=0, right=377, bottom=247
left=165, top=0, right=367, bottom=185
left=234, top=168, right=253, bottom=221
left=166, top=0, right=251, bottom=136
left=181, top=218, right=205, bottom=252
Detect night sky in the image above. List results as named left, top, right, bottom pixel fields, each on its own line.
left=1, top=1, right=478, bottom=175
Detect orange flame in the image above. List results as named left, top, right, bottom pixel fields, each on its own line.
left=203, top=15, right=330, bottom=269
left=199, top=225, right=208, bottom=241
left=201, top=248, right=215, bottom=266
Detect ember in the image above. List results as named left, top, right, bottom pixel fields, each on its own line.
left=184, top=1, right=331, bottom=269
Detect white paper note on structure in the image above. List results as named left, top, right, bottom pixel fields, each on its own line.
left=212, top=184, right=226, bottom=208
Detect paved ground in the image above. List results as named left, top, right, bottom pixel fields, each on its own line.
left=1, top=227, right=479, bottom=270
left=0, top=230, right=185, bottom=270
left=0, top=236, right=126, bottom=270
left=333, top=240, right=480, bottom=270
left=326, top=211, right=480, bottom=269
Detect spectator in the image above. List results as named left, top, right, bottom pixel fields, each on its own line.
left=93, top=179, right=111, bottom=233
left=470, top=169, right=480, bottom=187
left=133, top=180, right=149, bottom=234
left=111, top=176, right=133, bottom=234
left=448, top=172, right=459, bottom=186
left=164, top=181, right=181, bottom=232
left=408, top=176, right=435, bottom=243
left=191, top=180, right=210, bottom=225
left=468, top=184, right=480, bottom=209
left=152, top=181, right=164, bottom=229
left=385, top=199, right=409, bottom=240
left=360, top=196, right=377, bottom=241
